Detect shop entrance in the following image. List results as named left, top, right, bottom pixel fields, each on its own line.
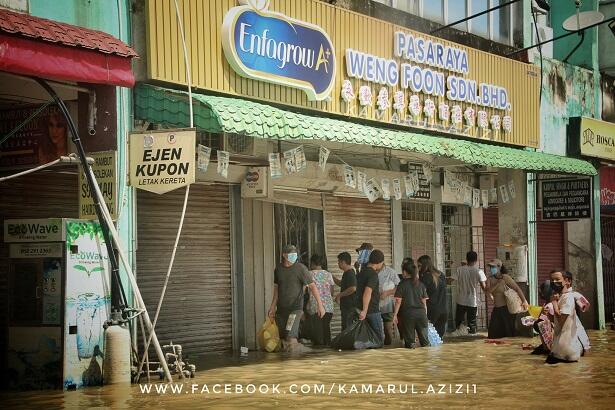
left=601, top=214, right=615, bottom=323
left=442, top=205, right=487, bottom=330
left=274, top=204, right=326, bottom=268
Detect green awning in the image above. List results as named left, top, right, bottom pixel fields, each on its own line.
left=135, top=84, right=597, bottom=176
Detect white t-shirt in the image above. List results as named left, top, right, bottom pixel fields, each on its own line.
left=378, top=266, right=401, bottom=313
left=552, top=291, right=587, bottom=361
left=451, top=264, right=486, bottom=308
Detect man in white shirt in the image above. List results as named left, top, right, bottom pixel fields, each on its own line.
left=449, top=251, right=487, bottom=335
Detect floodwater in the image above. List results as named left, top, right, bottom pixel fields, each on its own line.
left=3, top=330, right=615, bottom=409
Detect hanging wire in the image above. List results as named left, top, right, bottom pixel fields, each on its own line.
left=136, top=0, right=194, bottom=382
left=0, top=154, right=88, bottom=183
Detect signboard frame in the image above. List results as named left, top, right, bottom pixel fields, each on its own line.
left=540, top=177, right=593, bottom=221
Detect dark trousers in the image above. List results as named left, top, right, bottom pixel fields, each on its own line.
left=455, top=304, right=478, bottom=333
left=400, top=311, right=430, bottom=348
left=341, top=309, right=355, bottom=331
left=428, top=311, right=448, bottom=339
left=488, top=306, right=516, bottom=339
left=308, top=312, right=333, bottom=346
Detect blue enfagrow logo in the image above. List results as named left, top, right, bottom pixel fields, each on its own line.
left=222, top=2, right=336, bottom=101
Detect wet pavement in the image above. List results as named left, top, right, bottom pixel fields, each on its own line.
left=2, top=330, right=615, bottom=409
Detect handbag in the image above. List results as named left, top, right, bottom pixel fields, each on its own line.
left=503, top=282, right=524, bottom=314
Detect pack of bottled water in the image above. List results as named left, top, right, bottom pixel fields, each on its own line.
left=427, top=322, right=443, bottom=346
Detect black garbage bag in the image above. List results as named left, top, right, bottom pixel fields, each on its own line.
left=331, top=316, right=382, bottom=350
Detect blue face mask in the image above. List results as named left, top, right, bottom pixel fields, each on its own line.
left=357, top=249, right=371, bottom=264
left=490, top=266, right=498, bottom=276
left=287, top=253, right=298, bottom=264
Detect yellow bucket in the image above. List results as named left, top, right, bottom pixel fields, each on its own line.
left=528, top=305, right=543, bottom=319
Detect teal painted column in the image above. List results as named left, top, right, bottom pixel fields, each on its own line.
left=594, top=173, right=605, bottom=329
left=30, top=0, right=136, bottom=306
left=527, top=172, right=538, bottom=306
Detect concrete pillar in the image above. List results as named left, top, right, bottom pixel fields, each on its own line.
left=498, top=169, right=528, bottom=246
left=391, top=199, right=404, bottom=271
left=527, top=173, right=538, bottom=305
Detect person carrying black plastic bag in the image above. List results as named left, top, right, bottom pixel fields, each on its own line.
left=330, top=310, right=382, bottom=350
left=393, top=260, right=430, bottom=348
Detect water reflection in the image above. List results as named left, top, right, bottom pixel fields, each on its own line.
left=3, top=330, right=615, bottom=408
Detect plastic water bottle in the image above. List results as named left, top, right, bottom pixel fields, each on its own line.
left=427, top=323, right=442, bottom=346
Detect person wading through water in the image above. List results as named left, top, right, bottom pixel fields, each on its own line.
left=268, top=245, right=325, bottom=352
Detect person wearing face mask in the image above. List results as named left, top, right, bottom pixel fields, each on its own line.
left=546, top=270, right=590, bottom=364
left=268, top=245, right=326, bottom=352
left=356, top=249, right=385, bottom=347
left=355, top=243, right=373, bottom=273
left=485, top=260, right=529, bottom=339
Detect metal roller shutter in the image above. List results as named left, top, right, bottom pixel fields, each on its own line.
left=482, top=208, right=499, bottom=263
left=537, top=217, right=565, bottom=289
left=0, top=172, right=78, bottom=371
left=323, top=195, right=392, bottom=336
left=601, top=214, right=615, bottom=323
left=137, top=185, right=232, bottom=356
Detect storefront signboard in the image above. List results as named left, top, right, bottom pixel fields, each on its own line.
left=146, top=0, right=540, bottom=148
left=78, top=150, right=117, bottom=220
left=4, top=218, right=65, bottom=242
left=221, top=0, right=335, bottom=101
left=570, top=117, right=615, bottom=161
left=9, top=242, right=63, bottom=258
left=540, top=178, right=592, bottom=220
left=129, top=129, right=196, bottom=194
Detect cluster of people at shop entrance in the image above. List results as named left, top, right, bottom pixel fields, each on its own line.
left=269, top=243, right=591, bottom=364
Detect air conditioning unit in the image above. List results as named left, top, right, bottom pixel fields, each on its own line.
left=196, top=131, right=256, bottom=156
left=530, top=22, right=553, bottom=60
left=223, top=132, right=256, bottom=156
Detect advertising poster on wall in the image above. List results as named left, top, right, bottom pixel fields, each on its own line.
left=0, top=105, right=69, bottom=169
left=63, top=220, right=111, bottom=390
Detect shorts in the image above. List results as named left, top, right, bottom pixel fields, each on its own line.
left=381, top=312, right=394, bottom=322
left=276, top=309, right=303, bottom=339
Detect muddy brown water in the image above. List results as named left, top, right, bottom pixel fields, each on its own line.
left=2, top=330, right=614, bottom=409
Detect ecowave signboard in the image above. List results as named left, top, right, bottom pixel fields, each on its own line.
left=221, top=0, right=336, bottom=101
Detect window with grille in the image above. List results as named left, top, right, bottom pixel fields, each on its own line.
left=274, top=204, right=326, bottom=269
left=402, top=201, right=436, bottom=263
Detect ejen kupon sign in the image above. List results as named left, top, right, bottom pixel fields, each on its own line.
left=541, top=178, right=592, bottom=221
left=129, top=129, right=196, bottom=194
left=146, top=0, right=539, bottom=148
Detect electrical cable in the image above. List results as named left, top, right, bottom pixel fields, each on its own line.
left=531, top=8, right=545, bottom=104
left=135, top=0, right=195, bottom=383
left=33, top=77, right=172, bottom=382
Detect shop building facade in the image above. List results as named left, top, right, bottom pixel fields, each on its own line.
left=132, top=0, right=596, bottom=353
left=0, top=1, right=136, bottom=389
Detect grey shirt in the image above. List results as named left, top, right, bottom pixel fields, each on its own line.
left=274, top=262, right=312, bottom=312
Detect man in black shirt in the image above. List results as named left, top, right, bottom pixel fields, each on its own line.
left=356, top=249, right=385, bottom=347
left=333, top=251, right=357, bottom=330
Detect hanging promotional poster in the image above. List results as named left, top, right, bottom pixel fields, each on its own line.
left=0, top=105, right=69, bottom=169
left=63, top=220, right=111, bottom=390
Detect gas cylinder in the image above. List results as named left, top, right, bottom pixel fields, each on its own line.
left=103, top=310, right=131, bottom=385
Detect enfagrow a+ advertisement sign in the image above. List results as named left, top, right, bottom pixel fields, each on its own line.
left=146, top=0, right=540, bottom=148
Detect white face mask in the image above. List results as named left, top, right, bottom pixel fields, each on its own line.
left=287, top=253, right=298, bottom=264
